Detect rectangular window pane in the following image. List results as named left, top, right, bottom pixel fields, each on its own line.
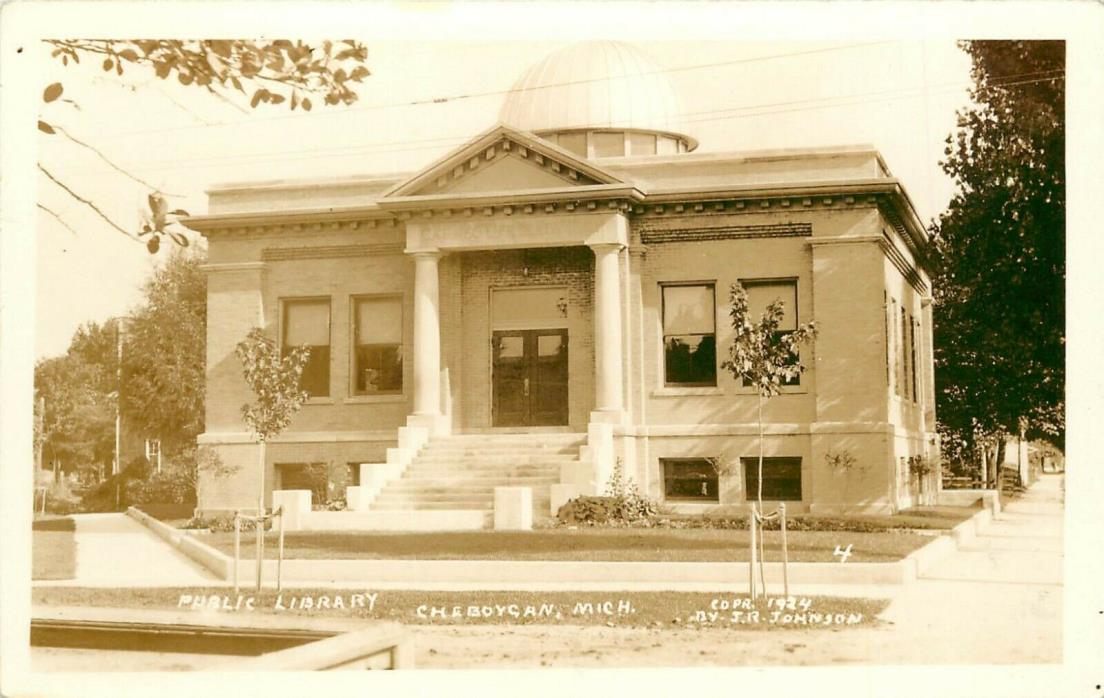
left=663, top=458, right=719, bottom=501
left=628, top=132, right=656, bottom=156
left=346, top=463, right=361, bottom=487
left=899, top=306, right=907, bottom=399
left=662, top=285, right=714, bottom=335
left=283, top=299, right=330, bottom=397
left=557, top=132, right=586, bottom=157
left=277, top=463, right=327, bottom=501
left=741, top=280, right=801, bottom=387
left=742, top=457, right=802, bottom=501
left=591, top=132, right=624, bottom=157
left=356, top=297, right=401, bottom=344
left=354, top=297, right=402, bottom=395
left=662, top=284, right=716, bottom=386
left=664, top=335, right=716, bottom=386
left=912, top=318, right=921, bottom=403
left=743, top=281, right=797, bottom=331
left=284, top=300, right=330, bottom=345
left=657, top=135, right=678, bottom=155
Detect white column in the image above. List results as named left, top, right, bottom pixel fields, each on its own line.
left=590, top=243, right=624, bottom=414
left=411, top=251, right=441, bottom=417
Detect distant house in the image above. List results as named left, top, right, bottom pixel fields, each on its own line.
left=183, top=41, right=937, bottom=524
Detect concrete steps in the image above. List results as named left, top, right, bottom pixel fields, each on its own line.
left=369, top=432, right=583, bottom=521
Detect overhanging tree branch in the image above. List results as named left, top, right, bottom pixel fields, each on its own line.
left=52, top=124, right=182, bottom=195
left=38, top=163, right=137, bottom=241
left=37, top=203, right=78, bottom=236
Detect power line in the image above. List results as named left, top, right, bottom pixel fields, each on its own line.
left=91, top=41, right=898, bottom=141
left=47, top=71, right=1063, bottom=177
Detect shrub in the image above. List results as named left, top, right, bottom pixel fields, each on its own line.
left=182, top=513, right=271, bottom=533
left=128, top=466, right=195, bottom=507
left=557, top=459, right=657, bottom=526
left=557, top=496, right=621, bottom=526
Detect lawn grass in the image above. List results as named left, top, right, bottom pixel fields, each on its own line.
left=32, top=516, right=76, bottom=581
left=205, top=527, right=935, bottom=563
left=661, top=505, right=982, bottom=532
left=32, top=586, right=889, bottom=630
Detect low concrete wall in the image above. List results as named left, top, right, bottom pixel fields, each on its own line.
left=939, top=488, right=1001, bottom=514
left=127, top=507, right=232, bottom=579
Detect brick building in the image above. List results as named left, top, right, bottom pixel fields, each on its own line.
left=183, top=41, right=938, bottom=525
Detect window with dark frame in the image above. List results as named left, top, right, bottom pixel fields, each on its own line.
left=742, top=456, right=802, bottom=501
left=345, top=462, right=361, bottom=487
left=661, top=283, right=716, bottom=387
left=911, top=316, right=921, bottom=403
left=662, top=458, right=719, bottom=501
left=353, top=296, right=403, bottom=395
left=282, top=298, right=331, bottom=397
left=890, top=298, right=901, bottom=396
left=275, top=462, right=327, bottom=501
left=899, top=306, right=909, bottom=400
left=884, top=291, right=891, bottom=388
left=741, top=279, right=801, bottom=387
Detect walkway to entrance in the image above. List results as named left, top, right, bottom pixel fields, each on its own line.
left=35, top=512, right=220, bottom=587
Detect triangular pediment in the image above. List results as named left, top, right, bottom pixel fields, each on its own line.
left=383, top=124, right=624, bottom=198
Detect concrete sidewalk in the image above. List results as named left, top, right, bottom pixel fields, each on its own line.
left=866, top=472, right=1064, bottom=663
left=36, top=512, right=220, bottom=587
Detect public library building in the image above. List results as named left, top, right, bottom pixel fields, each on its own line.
left=184, top=41, right=939, bottom=526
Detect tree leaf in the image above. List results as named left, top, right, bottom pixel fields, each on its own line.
left=302, top=97, right=312, bottom=111
left=102, top=58, right=113, bottom=71
left=43, top=82, right=64, bottom=103
left=118, top=48, right=139, bottom=62
left=209, top=40, right=232, bottom=59
left=38, top=120, right=56, bottom=135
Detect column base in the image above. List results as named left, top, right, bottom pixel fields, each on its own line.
left=588, top=409, right=626, bottom=425
left=406, top=413, right=451, bottom=437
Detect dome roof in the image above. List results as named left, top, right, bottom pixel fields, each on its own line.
left=499, top=41, right=690, bottom=141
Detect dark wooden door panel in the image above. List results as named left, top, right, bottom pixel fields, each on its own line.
left=492, top=332, right=528, bottom=427
left=492, top=329, right=569, bottom=427
left=531, top=330, right=568, bottom=426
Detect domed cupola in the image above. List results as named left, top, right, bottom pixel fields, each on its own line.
left=499, top=41, right=697, bottom=158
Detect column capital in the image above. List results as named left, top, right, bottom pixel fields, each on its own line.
left=406, top=248, right=443, bottom=260
left=587, top=242, right=625, bottom=254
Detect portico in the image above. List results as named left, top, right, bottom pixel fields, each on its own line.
left=396, top=212, right=630, bottom=440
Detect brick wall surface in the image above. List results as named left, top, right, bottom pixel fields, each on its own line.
left=455, top=247, right=595, bottom=430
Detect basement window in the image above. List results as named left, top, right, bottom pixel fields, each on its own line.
left=742, top=457, right=802, bottom=501
left=662, top=458, right=719, bottom=502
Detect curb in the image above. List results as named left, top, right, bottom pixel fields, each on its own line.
left=128, top=506, right=993, bottom=589
left=126, top=507, right=233, bottom=579
left=902, top=506, right=992, bottom=578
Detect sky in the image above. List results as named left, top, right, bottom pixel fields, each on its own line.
left=35, top=37, right=973, bottom=359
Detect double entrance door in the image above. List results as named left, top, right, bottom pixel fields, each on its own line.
left=491, top=328, right=568, bottom=427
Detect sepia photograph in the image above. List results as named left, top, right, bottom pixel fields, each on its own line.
left=0, top=2, right=1099, bottom=696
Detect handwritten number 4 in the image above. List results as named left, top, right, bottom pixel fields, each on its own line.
left=833, top=544, right=853, bottom=563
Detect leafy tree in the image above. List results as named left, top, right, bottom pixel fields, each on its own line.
left=234, top=327, right=311, bottom=589
left=931, top=41, right=1065, bottom=479
left=720, top=283, right=817, bottom=508
left=38, top=39, right=371, bottom=251
left=34, top=326, right=117, bottom=475
left=121, top=250, right=207, bottom=456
